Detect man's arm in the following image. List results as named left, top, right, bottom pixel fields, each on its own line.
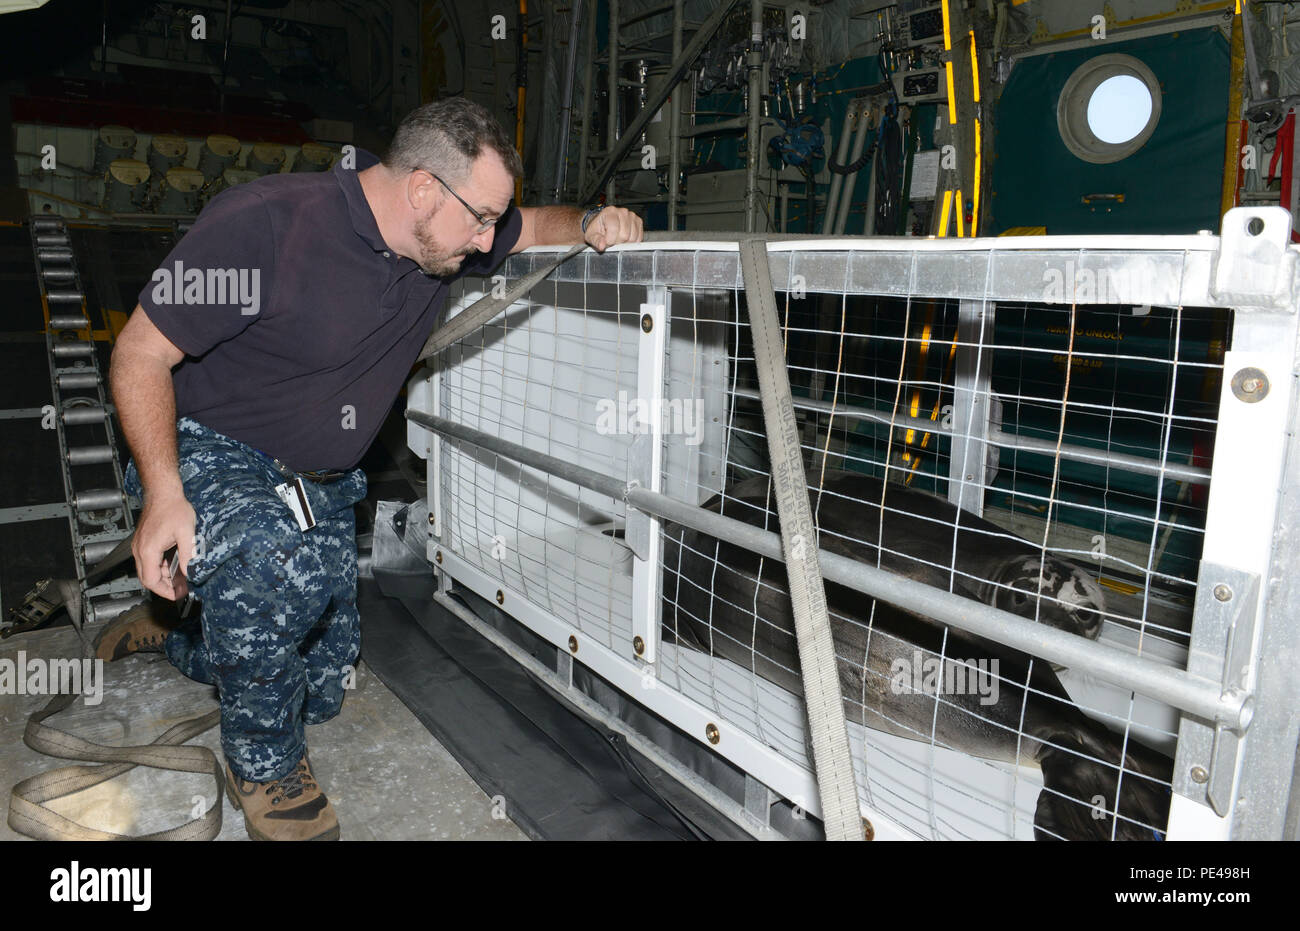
left=512, top=205, right=644, bottom=254
left=109, top=305, right=196, bottom=598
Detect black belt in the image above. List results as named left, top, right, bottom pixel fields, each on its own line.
left=298, top=468, right=348, bottom=484
left=269, top=455, right=348, bottom=485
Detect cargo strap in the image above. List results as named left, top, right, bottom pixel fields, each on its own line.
left=6, top=568, right=222, bottom=841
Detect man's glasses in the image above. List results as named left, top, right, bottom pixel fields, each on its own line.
left=426, top=170, right=500, bottom=234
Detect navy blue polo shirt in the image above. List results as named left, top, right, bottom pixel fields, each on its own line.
left=138, top=148, right=521, bottom=471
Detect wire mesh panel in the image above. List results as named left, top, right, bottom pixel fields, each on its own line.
left=428, top=265, right=728, bottom=656
left=413, top=229, right=1295, bottom=841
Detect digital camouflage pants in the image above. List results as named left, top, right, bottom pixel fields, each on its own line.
left=124, top=417, right=367, bottom=783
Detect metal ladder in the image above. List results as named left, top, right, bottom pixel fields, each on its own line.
left=3, top=215, right=146, bottom=637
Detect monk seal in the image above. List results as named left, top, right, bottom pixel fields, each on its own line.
left=660, top=469, right=1171, bottom=841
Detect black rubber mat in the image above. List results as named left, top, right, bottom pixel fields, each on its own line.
left=359, top=571, right=754, bottom=841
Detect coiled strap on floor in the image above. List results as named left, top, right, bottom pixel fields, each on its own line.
left=9, top=691, right=223, bottom=841
left=8, top=580, right=223, bottom=841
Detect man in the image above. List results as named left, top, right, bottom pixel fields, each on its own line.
left=103, top=97, right=643, bottom=841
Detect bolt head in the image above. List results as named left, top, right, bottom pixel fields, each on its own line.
left=1213, top=584, right=1232, bottom=602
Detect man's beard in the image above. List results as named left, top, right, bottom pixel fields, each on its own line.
left=414, top=211, right=477, bottom=277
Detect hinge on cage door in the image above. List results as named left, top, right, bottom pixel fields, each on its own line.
left=1173, top=563, right=1260, bottom=816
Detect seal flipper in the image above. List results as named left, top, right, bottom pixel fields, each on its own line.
left=1032, top=723, right=1173, bottom=841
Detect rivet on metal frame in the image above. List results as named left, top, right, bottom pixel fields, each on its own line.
left=1190, top=765, right=1209, bottom=784
left=435, top=550, right=442, bottom=564
left=640, top=313, right=653, bottom=333
left=427, top=512, right=435, bottom=525
left=1213, top=584, right=1231, bottom=602
left=495, top=589, right=504, bottom=605
left=861, top=818, right=874, bottom=841
left=1230, top=367, right=1269, bottom=403
left=633, top=635, right=645, bottom=655
left=705, top=723, right=720, bottom=744
left=568, top=635, right=578, bottom=653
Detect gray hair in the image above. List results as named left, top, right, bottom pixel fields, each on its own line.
left=383, top=97, right=523, bottom=185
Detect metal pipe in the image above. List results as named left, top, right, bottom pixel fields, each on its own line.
left=834, top=105, right=873, bottom=235
left=607, top=0, right=620, bottom=204
left=667, top=0, right=684, bottom=229
left=51, top=342, right=94, bottom=358
left=62, top=406, right=108, bottom=425
left=743, top=0, right=763, bottom=232
left=680, top=116, right=749, bottom=136
left=57, top=372, right=99, bottom=389
left=821, top=104, right=855, bottom=234
left=74, top=489, right=124, bottom=511
left=405, top=408, right=1246, bottom=729
left=552, top=0, right=585, bottom=203
left=730, top=385, right=1211, bottom=485
left=1240, top=0, right=1263, bottom=100
left=83, top=538, right=129, bottom=564
left=67, top=446, right=115, bottom=466
left=88, top=594, right=148, bottom=625
left=576, top=1, right=598, bottom=201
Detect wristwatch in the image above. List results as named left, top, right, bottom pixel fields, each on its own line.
left=581, top=204, right=606, bottom=234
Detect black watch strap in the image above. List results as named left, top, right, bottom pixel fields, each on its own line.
left=581, top=204, right=606, bottom=234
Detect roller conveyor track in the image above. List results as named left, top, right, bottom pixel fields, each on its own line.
left=2, top=216, right=145, bottom=637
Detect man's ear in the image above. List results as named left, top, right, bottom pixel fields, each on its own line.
left=407, top=170, right=438, bottom=211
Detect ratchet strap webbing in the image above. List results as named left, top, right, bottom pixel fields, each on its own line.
left=736, top=239, right=863, bottom=841
left=8, top=585, right=222, bottom=841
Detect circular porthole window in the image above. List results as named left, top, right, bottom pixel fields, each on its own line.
left=1057, top=54, right=1161, bottom=163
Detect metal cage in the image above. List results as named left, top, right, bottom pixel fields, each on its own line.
left=406, top=207, right=1300, bottom=840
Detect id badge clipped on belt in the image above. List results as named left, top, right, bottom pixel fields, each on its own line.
left=274, top=477, right=317, bottom=532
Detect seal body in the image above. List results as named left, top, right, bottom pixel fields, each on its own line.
left=660, top=469, right=1171, bottom=840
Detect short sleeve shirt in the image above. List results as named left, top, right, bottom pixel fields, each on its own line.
left=138, top=147, right=521, bottom=470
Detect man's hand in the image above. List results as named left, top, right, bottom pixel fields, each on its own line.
left=583, top=206, right=644, bottom=253
left=132, top=488, right=197, bottom=600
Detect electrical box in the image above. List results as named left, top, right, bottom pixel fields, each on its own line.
left=898, top=0, right=945, bottom=47
left=894, top=66, right=946, bottom=104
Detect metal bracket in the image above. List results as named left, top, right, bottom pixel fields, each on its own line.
left=624, top=450, right=652, bottom=562
left=1211, top=207, right=1297, bottom=311
left=1173, top=563, right=1260, bottom=816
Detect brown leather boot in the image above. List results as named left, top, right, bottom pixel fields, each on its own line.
left=224, top=753, right=340, bottom=841
left=92, top=599, right=179, bottom=661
